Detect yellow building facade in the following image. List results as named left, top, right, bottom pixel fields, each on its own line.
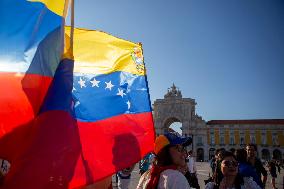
left=207, top=119, right=284, bottom=160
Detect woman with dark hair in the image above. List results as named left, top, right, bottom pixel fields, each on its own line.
left=205, top=151, right=261, bottom=189
left=136, top=132, right=191, bottom=189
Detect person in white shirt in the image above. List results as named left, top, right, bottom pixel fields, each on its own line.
left=117, top=164, right=135, bottom=189
left=185, top=150, right=200, bottom=188
left=136, top=132, right=191, bottom=189
left=187, top=150, right=196, bottom=174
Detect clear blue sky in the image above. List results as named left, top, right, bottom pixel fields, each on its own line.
left=69, top=0, right=284, bottom=121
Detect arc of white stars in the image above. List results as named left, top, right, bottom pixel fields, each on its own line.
left=126, top=100, right=131, bottom=109
left=105, top=81, right=114, bottom=90
left=90, top=78, right=100, bottom=87
left=78, top=77, right=86, bottom=88
left=117, top=88, right=126, bottom=97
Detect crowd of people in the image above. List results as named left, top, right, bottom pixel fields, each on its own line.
left=114, top=133, right=282, bottom=189
left=207, top=144, right=282, bottom=189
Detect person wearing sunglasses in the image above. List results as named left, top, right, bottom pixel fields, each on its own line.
left=136, top=132, right=191, bottom=189
left=205, top=151, right=261, bottom=189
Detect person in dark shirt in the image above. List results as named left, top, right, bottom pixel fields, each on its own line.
left=235, top=148, right=263, bottom=188
left=246, top=144, right=267, bottom=188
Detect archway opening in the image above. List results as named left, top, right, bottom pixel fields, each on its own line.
left=164, top=117, right=182, bottom=135
left=273, top=149, right=282, bottom=160
left=197, top=148, right=204, bottom=162
left=169, top=122, right=182, bottom=135
left=261, top=149, right=270, bottom=160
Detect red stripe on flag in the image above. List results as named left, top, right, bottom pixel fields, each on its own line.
left=0, top=73, right=52, bottom=137
left=69, top=112, right=155, bottom=188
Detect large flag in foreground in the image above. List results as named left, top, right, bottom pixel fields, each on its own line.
left=0, top=2, right=155, bottom=186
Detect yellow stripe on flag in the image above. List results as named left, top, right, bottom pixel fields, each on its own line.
left=64, top=26, right=145, bottom=76
left=29, top=0, right=69, bottom=17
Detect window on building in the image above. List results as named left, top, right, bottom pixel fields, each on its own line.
left=250, top=136, right=256, bottom=144
left=197, top=136, right=203, bottom=145
left=240, top=137, right=244, bottom=145
left=219, top=129, right=225, bottom=145
left=250, top=131, right=256, bottom=144
left=272, top=132, right=278, bottom=145
left=220, top=136, right=225, bottom=145
left=229, top=130, right=234, bottom=145
left=210, top=137, right=215, bottom=145
left=230, top=137, right=235, bottom=145
left=261, top=131, right=266, bottom=145
left=210, top=136, right=215, bottom=145
left=210, top=129, right=215, bottom=145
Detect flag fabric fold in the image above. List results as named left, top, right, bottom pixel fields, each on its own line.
left=0, top=0, right=70, bottom=188
left=0, top=0, right=68, bottom=137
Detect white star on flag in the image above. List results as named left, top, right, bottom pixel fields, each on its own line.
left=78, top=77, right=86, bottom=88
left=105, top=81, right=114, bottom=90
left=90, top=78, right=100, bottom=87
left=117, top=88, right=126, bottom=97
left=126, top=100, right=131, bottom=109
left=72, top=87, right=76, bottom=92
left=74, top=101, right=80, bottom=108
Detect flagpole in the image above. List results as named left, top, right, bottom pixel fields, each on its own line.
left=63, top=0, right=70, bottom=18
left=70, top=0, right=74, bottom=57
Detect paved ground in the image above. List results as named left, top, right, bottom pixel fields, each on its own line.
left=113, top=162, right=284, bottom=189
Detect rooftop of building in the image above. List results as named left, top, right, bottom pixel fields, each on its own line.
left=207, top=119, right=284, bottom=125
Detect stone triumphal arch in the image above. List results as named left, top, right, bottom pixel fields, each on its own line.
left=152, top=84, right=209, bottom=161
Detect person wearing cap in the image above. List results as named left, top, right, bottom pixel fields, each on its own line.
left=136, top=132, right=191, bottom=189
